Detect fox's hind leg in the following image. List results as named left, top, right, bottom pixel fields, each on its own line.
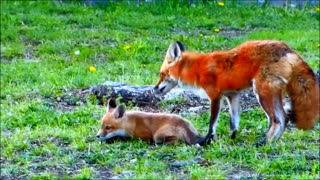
left=253, top=78, right=287, bottom=146
left=225, top=92, right=241, bottom=139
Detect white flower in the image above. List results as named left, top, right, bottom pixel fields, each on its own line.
left=74, top=50, right=80, bottom=55
left=289, top=4, right=296, bottom=8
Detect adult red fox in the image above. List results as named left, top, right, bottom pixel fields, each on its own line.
left=96, top=99, right=204, bottom=145
left=153, top=40, right=319, bottom=146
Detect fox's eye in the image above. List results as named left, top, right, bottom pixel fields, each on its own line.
left=105, top=125, right=111, bottom=130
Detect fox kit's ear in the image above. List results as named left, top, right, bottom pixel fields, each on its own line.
left=107, top=99, right=117, bottom=112
left=114, top=105, right=126, bottom=119
left=167, top=41, right=184, bottom=63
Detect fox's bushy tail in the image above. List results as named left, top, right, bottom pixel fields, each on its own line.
left=287, top=60, right=319, bottom=129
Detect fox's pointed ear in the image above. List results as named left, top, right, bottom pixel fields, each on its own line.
left=167, top=41, right=184, bottom=63
left=107, top=99, right=117, bottom=112
left=114, top=105, right=126, bottom=119
left=176, top=41, right=185, bottom=51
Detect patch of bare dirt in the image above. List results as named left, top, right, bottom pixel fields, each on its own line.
left=226, top=166, right=262, bottom=180
left=23, top=48, right=40, bottom=63
left=44, top=88, right=90, bottom=112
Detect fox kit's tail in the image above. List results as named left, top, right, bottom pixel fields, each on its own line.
left=287, top=57, right=319, bottom=129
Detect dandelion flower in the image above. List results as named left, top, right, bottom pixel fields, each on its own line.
left=123, top=45, right=131, bottom=51
left=74, top=50, right=80, bottom=55
left=316, top=7, right=320, bottom=12
left=214, top=28, right=220, bottom=33
left=218, top=2, right=224, bottom=7
left=89, top=66, right=96, bottom=73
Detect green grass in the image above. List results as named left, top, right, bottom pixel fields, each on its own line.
left=1, top=1, right=319, bottom=179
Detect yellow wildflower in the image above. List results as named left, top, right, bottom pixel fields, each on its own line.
left=89, top=66, right=96, bottom=73
left=123, top=45, right=131, bottom=51
left=316, top=7, right=320, bottom=12
left=218, top=2, right=224, bottom=7
left=214, top=28, right=220, bottom=33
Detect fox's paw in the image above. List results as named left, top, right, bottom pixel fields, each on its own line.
left=230, top=130, right=237, bottom=140
left=255, top=137, right=267, bottom=147
left=197, top=134, right=216, bottom=146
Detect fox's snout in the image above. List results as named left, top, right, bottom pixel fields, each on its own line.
left=96, top=130, right=106, bottom=140
left=152, top=85, right=166, bottom=95
left=153, top=76, right=179, bottom=95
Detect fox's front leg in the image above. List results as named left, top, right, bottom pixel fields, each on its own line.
left=198, top=92, right=222, bottom=146
left=225, top=92, right=241, bottom=139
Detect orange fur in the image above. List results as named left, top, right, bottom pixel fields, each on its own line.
left=154, top=40, right=319, bottom=145
left=96, top=99, right=203, bottom=145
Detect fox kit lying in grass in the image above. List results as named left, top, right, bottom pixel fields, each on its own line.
left=96, top=99, right=204, bottom=145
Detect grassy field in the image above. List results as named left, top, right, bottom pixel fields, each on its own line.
left=1, top=1, right=319, bottom=179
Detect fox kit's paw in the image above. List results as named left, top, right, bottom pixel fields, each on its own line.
left=105, top=136, right=130, bottom=144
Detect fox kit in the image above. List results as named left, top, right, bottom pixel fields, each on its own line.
left=153, top=40, right=319, bottom=146
left=96, top=99, right=204, bottom=145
